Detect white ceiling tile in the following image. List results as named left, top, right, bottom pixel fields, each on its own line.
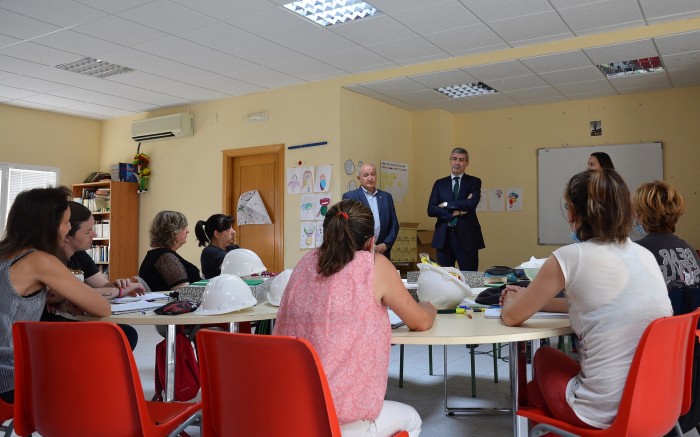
left=394, top=89, right=451, bottom=106
left=361, top=77, right=426, bottom=94
left=170, top=0, right=275, bottom=21
left=226, top=6, right=319, bottom=41
left=115, top=0, right=218, bottom=34
left=223, top=41, right=306, bottom=66
left=391, top=1, right=479, bottom=35
left=0, top=55, right=45, bottom=74
left=270, top=57, right=344, bottom=81
left=668, top=68, right=700, bottom=86
left=424, top=24, right=506, bottom=55
left=81, top=79, right=187, bottom=106
left=639, top=0, right=700, bottom=20
left=24, top=67, right=104, bottom=86
left=108, top=71, right=228, bottom=101
left=463, top=60, right=531, bottom=81
left=1, top=75, right=68, bottom=93
left=367, top=36, right=445, bottom=64
left=0, top=33, right=22, bottom=48
left=59, top=100, right=136, bottom=117
left=489, top=11, right=571, bottom=45
left=0, top=0, right=106, bottom=27
left=0, top=42, right=82, bottom=67
left=329, top=15, right=415, bottom=46
left=539, top=66, right=604, bottom=85
left=661, top=51, right=700, bottom=71
left=5, top=99, right=61, bottom=112
left=344, top=84, right=390, bottom=100
left=655, top=31, right=700, bottom=55
left=558, top=0, right=644, bottom=35
left=141, top=61, right=224, bottom=83
left=504, top=86, right=563, bottom=101
left=555, top=79, right=617, bottom=96
left=275, top=29, right=358, bottom=57
left=370, top=0, right=439, bottom=14
left=0, top=9, right=61, bottom=40
left=71, top=0, right=153, bottom=14
left=608, top=71, right=671, bottom=91
left=73, top=15, right=168, bottom=47
left=178, top=22, right=267, bottom=56
left=95, top=47, right=172, bottom=72
left=584, top=39, right=659, bottom=65
left=231, top=67, right=304, bottom=89
left=188, top=74, right=264, bottom=95
left=409, top=70, right=478, bottom=88
left=520, top=51, right=591, bottom=73
left=460, top=0, right=554, bottom=22
left=33, top=30, right=123, bottom=58
left=0, top=83, right=40, bottom=99
left=465, top=93, right=519, bottom=109
left=49, top=87, right=152, bottom=111
left=487, top=74, right=549, bottom=91
left=315, top=47, right=395, bottom=73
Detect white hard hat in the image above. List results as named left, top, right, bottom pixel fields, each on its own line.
left=195, top=274, right=257, bottom=315
left=416, top=263, right=471, bottom=309
left=221, top=249, right=266, bottom=277
left=267, top=268, right=292, bottom=306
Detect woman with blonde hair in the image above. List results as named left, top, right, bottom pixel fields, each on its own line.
left=500, top=169, right=670, bottom=429
left=633, top=180, right=699, bottom=286
left=274, top=199, right=436, bottom=437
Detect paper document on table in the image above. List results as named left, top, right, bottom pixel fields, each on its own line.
left=112, top=292, right=169, bottom=303
left=388, top=309, right=405, bottom=329
left=111, top=300, right=165, bottom=314
left=484, top=307, right=568, bottom=319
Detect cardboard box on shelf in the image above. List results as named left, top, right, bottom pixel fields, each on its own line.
left=416, top=230, right=436, bottom=261
left=391, top=223, right=419, bottom=264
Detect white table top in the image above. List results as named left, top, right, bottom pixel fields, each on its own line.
left=391, top=312, right=572, bottom=345
left=69, top=302, right=279, bottom=325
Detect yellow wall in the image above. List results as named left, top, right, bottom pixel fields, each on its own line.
left=3, top=84, right=699, bottom=274
left=410, top=86, right=700, bottom=269
left=0, top=104, right=101, bottom=186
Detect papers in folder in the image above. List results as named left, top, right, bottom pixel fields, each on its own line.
left=484, top=307, right=568, bottom=320
left=111, top=293, right=170, bottom=314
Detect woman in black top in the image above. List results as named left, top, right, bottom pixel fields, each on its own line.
left=139, top=210, right=201, bottom=291
left=194, top=214, right=239, bottom=279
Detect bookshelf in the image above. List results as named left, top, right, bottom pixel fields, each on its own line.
left=72, top=180, right=139, bottom=281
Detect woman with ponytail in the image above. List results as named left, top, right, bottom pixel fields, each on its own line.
left=274, top=199, right=435, bottom=437
left=500, top=169, right=671, bottom=430
left=194, top=214, right=238, bottom=278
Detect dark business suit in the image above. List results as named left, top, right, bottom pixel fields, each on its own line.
left=343, top=187, right=400, bottom=259
left=427, top=174, right=485, bottom=270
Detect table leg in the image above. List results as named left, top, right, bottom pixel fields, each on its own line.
left=228, top=322, right=239, bottom=333
left=164, top=324, right=176, bottom=402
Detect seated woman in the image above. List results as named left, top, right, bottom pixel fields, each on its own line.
left=0, top=187, right=110, bottom=404
left=274, top=199, right=436, bottom=437
left=139, top=210, right=201, bottom=291
left=633, top=180, right=700, bottom=286
left=194, top=214, right=239, bottom=279
left=500, top=169, right=671, bottom=430
left=42, top=201, right=144, bottom=349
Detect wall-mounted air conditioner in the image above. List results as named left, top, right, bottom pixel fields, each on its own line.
left=131, top=112, right=194, bottom=142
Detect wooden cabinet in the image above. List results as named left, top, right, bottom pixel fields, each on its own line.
left=72, top=181, right=139, bottom=281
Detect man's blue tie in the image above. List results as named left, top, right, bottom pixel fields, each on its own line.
left=450, top=176, right=460, bottom=226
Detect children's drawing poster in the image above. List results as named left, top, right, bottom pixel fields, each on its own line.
left=315, top=223, right=324, bottom=248
left=287, top=168, right=303, bottom=194
left=506, top=187, right=523, bottom=211
left=476, top=188, right=487, bottom=211
left=300, top=167, right=315, bottom=194
left=315, top=194, right=332, bottom=221
left=300, top=222, right=316, bottom=249
left=314, top=165, right=331, bottom=193
left=488, top=188, right=505, bottom=211
left=300, top=194, right=315, bottom=220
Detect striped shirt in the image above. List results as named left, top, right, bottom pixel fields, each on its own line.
left=0, top=250, right=47, bottom=394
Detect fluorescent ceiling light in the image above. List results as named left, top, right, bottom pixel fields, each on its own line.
left=435, top=82, right=498, bottom=99
left=283, top=0, right=379, bottom=26
left=596, top=56, right=664, bottom=78
left=56, top=57, right=134, bottom=79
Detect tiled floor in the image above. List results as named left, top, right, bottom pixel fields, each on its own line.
left=6, top=326, right=700, bottom=436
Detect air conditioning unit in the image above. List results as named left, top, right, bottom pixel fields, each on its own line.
left=131, top=112, right=194, bottom=142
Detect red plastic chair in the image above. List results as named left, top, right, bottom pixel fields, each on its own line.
left=517, top=308, right=700, bottom=437
left=0, top=398, right=13, bottom=437
left=13, top=321, right=201, bottom=437
left=196, top=330, right=410, bottom=437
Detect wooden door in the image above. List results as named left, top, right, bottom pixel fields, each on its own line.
left=223, top=145, right=284, bottom=272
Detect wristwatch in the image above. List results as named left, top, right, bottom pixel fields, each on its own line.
left=441, top=201, right=448, bottom=207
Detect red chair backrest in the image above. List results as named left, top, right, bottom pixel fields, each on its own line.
left=196, top=331, right=341, bottom=437
left=13, top=322, right=153, bottom=437
left=609, top=308, right=700, bottom=436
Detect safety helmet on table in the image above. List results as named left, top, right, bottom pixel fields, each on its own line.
left=195, top=274, right=257, bottom=315
left=221, top=248, right=266, bottom=277
left=267, top=269, right=292, bottom=306
left=416, top=263, right=471, bottom=309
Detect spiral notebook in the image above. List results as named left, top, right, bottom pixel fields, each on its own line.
left=484, top=307, right=568, bottom=319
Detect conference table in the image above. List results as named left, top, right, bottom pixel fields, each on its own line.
left=72, top=302, right=279, bottom=402
left=391, top=312, right=573, bottom=437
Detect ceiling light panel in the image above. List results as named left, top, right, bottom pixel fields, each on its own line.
left=283, top=0, right=380, bottom=27
left=435, top=82, right=498, bottom=98
left=56, top=57, right=134, bottom=78
left=596, top=56, right=664, bottom=77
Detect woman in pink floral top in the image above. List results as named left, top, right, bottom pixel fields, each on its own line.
left=274, top=199, right=436, bottom=437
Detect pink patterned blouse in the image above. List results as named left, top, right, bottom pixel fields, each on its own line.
left=273, top=250, right=391, bottom=424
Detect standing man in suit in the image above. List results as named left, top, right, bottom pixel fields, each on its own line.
left=428, top=148, right=485, bottom=270
left=343, top=163, right=400, bottom=259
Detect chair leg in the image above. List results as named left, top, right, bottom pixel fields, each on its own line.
left=1, top=420, right=14, bottom=437
left=399, top=344, right=404, bottom=388
left=492, top=343, right=499, bottom=383
left=428, top=345, right=434, bottom=375
left=468, top=344, right=476, bottom=397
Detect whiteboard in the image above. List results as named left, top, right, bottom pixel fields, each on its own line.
left=537, top=142, right=663, bottom=245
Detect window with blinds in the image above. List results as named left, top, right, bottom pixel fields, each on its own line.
left=0, top=163, right=59, bottom=232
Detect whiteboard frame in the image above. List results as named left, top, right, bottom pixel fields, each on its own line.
left=537, top=142, right=663, bottom=246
